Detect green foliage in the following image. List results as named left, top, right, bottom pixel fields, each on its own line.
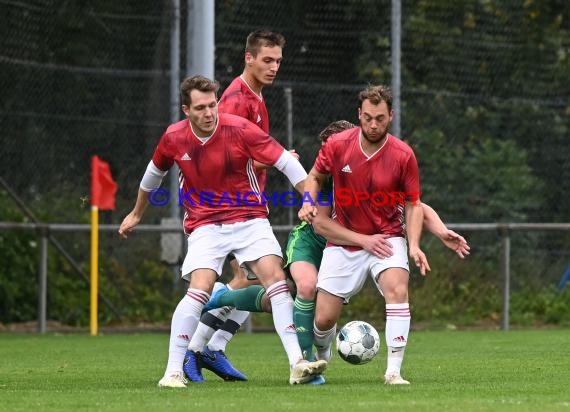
left=510, top=286, right=570, bottom=326
left=414, top=125, right=544, bottom=222
left=0, top=192, right=38, bottom=323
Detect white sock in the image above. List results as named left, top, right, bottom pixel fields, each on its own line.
left=208, top=310, right=250, bottom=352
left=385, top=303, right=411, bottom=375
left=313, top=323, right=336, bottom=362
left=164, top=288, right=209, bottom=376
left=266, top=280, right=303, bottom=367
left=187, top=307, right=232, bottom=351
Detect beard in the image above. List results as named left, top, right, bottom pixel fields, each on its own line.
left=361, top=126, right=389, bottom=144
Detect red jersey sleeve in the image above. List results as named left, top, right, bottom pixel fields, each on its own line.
left=151, top=133, right=175, bottom=171
left=240, top=121, right=284, bottom=165
left=313, top=140, right=334, bottom=175
left=402, top=150, right=421, bottom=203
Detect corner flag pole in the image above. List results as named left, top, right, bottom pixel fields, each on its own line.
left=90, top=204, right=99, bottom=336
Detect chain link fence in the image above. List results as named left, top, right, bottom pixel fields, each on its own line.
left=1, top=0, right=569, bottom=329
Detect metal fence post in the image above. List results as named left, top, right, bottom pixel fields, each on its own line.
left=499, top=225, right=511, bottom=331
left=284, top=86, right=294, bottom=228
left=37, top=225, right=48, bottom=334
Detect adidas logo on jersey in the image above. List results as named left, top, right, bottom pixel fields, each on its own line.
left=341, top=164, right=352, bottom=173
left=256, top=114, right=262, bottom=123
left=181, top=153, right=191, bottom=161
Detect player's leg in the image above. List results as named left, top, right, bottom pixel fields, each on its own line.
left=247, top=254, right=327, bottom=384
left=159, top=268, right=217, bottom=387
left=159, top=225, right=228, bottom=387
left=313, top=289, right=344, bottom=362
left=313, top=247, right=370, bottom=365
left=372, top=237, right=411, bottom=385
left=290, top=261, right=318, bottom=360
left=203, top=283, right=268, bottom=312
left=198, top=308, right=249, bottom=381
left=286, top=222, right=325, bottom=362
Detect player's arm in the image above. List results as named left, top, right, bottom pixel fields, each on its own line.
left=254, top=149, right=299, bottom=171
left=272, top=149, right=307, bottom=194
left=422, top=203, right=470, bottom=258
left=119, top=160, right=168, bottom=239
left=298, top=166, right=325, bottom=223
left=406, top=200, right=430, bottom=275
left=312, top=205, right=393, bottom=258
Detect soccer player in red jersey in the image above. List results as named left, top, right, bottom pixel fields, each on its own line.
left=299, top=84, right=429, bottom=385
left=119, top=75, right=326, bottom=387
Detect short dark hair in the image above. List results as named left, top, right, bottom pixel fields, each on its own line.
left=318, top=120, right=355, bottom=143
left=358, top=85, right=393, bottom=111
left=245, top=29, right=286, bottom=57
left=180, top=75, right=219, bottom=106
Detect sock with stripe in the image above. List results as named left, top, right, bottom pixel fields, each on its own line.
left=164, top=288, right=209, bottom=376
left=385, top=302, right=411, bottom=375
left=266, top=280, right=303, bottom=367
left=293, top=297, right=316, bottom=360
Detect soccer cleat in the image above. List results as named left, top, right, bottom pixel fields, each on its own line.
left=200, top=347, right=248, bottom=381
left=289, top=359, right=328, bottom=385
left=182, top=350, right=204, bottom=382
left=307, top=374, right=326, bottom=385
left=203, top=285, right=229, bottom=312
left=384, top=372, right=410, bottom=385
left=158, top=372, right=188, bottom=388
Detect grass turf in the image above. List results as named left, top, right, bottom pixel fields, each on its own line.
left=0, top=330, right=569, bottom=412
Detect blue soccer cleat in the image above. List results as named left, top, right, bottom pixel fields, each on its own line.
left=307, top=374, right=326, bottom=385
left=200, top=346, right=248, bottom=381
left=183, top=349, right=204, bottom=382
left=203, top=285, right=229, bottom=312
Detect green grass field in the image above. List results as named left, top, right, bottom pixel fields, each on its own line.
left=1, top=330, right=569, bottom=412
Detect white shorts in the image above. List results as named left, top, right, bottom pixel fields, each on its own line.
left=180, top=218, right=283, bottom=281
left=316, top=237, right=409, bottom=302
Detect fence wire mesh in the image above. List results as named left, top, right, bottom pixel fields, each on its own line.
left=1, top=0, right=569, bottom=328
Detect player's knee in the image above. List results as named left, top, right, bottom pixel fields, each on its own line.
left=383, top=283, right=408, bottom=302
left=295, top=279, right=317, bottom=300
left=314, top=311, right=337, bottom=331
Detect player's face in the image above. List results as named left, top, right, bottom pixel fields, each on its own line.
left=246, top=46, right=283, bottom=86
left=358, top=100, right=393, bottom=144
left=183, top=90, right=218, bottom=137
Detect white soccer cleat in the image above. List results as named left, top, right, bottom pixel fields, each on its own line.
left=289, top=359, right=328, bottom=385
left=158, top=372, right=188, bottom=388
left=384, top=372, right=410, bottom=385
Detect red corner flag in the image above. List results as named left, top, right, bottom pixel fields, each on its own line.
left=91, top=156, right=117, bottom=210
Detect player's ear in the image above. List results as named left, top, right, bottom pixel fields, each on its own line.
left=245, top=52, right=254, bottom=66
left=181, top=105, right=190, bottom=117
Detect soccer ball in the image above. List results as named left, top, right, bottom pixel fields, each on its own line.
left=336, top=320, right=380, bottom=365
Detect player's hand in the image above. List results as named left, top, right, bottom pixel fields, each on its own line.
left=118, top=212, right=141, bottom=239
left=359, top=234, right=393, bottom=258
left=409, top=246, right=430, bottom=276
left=298, top=203, right=318, bottom=223
left=288, top=149, right=300, bottom=161
left=439, top=229, right=470, bottom=259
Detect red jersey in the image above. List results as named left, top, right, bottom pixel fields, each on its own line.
left=218, top=76, right=270, bottom=190
left=314, top=129, right=421, bottom=241
left=152, top=113, right=284, bottom=234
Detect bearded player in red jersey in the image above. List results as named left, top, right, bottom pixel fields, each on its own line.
left=300, top=84, right=429, bottom=385
left=119, top=75, right=326, bottom=387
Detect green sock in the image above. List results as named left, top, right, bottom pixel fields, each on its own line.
left=294, top=297, right=316, bottom=361
left=218, top=285, right=266, bottom=312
